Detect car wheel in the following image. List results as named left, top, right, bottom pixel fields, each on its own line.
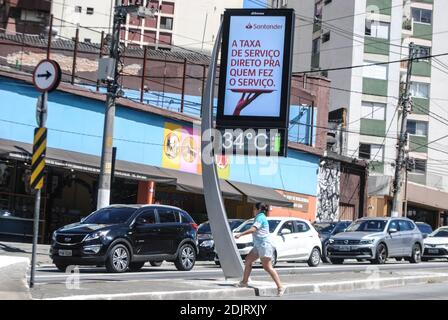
left=409, top=244, right=422, bottom=264
left=106, top=244, right=130, bottom=273
left=330, top=258, right=344, bottom=265
left=55, top=264, right=68, bottom=272
left=174, top=243, right=196, bottom=271
left=307, top=247, right=321, bottom=267
left=128, top=262, right=145, bottom=272
left=322, top=242, right=330, bottom=263
left=150, top=261, right=163, bottom=267
left=373, top=243, right=387, bottom=265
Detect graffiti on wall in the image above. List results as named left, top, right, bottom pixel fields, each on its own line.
left=316, top=160, right=340, bottom=222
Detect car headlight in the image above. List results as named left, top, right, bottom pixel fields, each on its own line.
left=328, top=239, right=335, bottom=244
left=52, top=231, right=57, bottom=241
left=360, top=239, right=375, bottom=245
left=84, top=230, right=109, bottom=242
left=200, top=240, right=215, bottom=248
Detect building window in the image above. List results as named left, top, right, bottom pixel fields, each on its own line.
left=312, top=38, right=320, bottom=55
left=86, top=7, right=94, bottom=15
left=363, top=61, right=388, bottom=80
left=411, top=159, right=426, bottom=174
left=160, top=16, right=173, bottom=30
left=271, top=0, right=288, bottom=8
left=84, top=38, right=91, bottom=43
left=407, top=120, right=428, bottom=136
left=322, top=31, right=330, bottom=43
left=415, top=45, right=431, bottom=61
left=359, top=144, right=383, bottom=161
left=365, top=20, right=389, bottom=39
left=412, top=8, right=432, bottom=24
left=361, top=101, right=386, bottom=120
left=75, top=6, right=82, bottom=13
left=410, top=82, right=430, bottom=99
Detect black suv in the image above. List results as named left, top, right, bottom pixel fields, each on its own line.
left=50, top=204, right=199, bottom=273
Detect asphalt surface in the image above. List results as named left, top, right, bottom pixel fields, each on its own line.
left=31, top=260, right=448, bottom=285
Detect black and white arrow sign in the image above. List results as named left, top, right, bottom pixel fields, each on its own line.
left=33, top=59, right=61, bottom=92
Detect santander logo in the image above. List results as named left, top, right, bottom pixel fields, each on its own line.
left=244, top=22, right=283, bottom=30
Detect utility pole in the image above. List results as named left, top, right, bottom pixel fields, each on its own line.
left=391, top=43, right=415, bottom=217
left=97, top=1, right=157, bottom=209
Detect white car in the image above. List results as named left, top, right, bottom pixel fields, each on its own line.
left=215, top=217, right=322, bottom=267
left=422, top=226, right=448, bottom=261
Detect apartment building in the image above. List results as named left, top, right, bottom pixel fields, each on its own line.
left=50, top=0, right=246, bottom=50
left=288, top=0, right=448, bottom=226
left=0, top=0, right=51, bottom=35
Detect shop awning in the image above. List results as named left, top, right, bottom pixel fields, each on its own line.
left=160, top=168, right=243, bottom=201
left=0, top=138, right=176, bottom=184
left=227, top=180, right=294, bottom=208
left=407, top=182, right=448, bottom=211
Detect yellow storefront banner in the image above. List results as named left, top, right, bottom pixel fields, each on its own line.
left=161, top=122, right=230, bottom=179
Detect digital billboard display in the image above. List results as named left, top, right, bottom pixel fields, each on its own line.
left=217, top=9, right=295, bottom=129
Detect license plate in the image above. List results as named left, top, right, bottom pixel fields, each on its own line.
left=337, top=246, right=350, bottom=251
left=58, top=249, right=72, bottom=257
left=428, top=249, right=439, bottom=254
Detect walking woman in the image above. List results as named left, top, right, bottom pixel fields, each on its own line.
left=235, top=202, right=285, bottom=297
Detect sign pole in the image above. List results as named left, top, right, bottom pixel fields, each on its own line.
left=201, top=24, right=244, bottom=279
left=30, top=58, right=59, bottom=288
left=30, top=92, right=47, bottom=288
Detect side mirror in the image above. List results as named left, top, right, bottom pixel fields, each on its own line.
left=389, top=228, right=398, bottom=234
left=80, top=217, right=86, bottom=223
left=423, top=234, right=428, bottom=239
left=281, top=229, right=292, bottom=235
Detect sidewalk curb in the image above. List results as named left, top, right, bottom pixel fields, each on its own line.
left=256, top=273, right=448, bottom=297
left=0, top=256, right=31, bottom=300
left=41, top=273, right=448, bottom=300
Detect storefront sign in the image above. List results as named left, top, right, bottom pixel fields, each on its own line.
left=162, top=122, right=230, bottom=179
left=217, top=9, right=294, bottom=131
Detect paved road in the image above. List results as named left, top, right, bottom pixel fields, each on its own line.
left=270, top=282, right=448, bottom=300
left=31, top=260, right=448, bottom=285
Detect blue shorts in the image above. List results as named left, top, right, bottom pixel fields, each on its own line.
left=250, top=241, right=274, bottom=259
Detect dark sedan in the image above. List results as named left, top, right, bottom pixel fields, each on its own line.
left=314, top=220, right=352, bottom=263
left=197, top=219, right=245, bottom=261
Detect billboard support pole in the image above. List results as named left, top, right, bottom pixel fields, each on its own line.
left=201, top=24, right=244, bottom=279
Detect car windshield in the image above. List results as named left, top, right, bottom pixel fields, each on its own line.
left=417, top=224, right=433, bottom=235
left=314, top=223, right=335, bottom=233
left=82, top=207, right=137, bottom=225
left=346, top=220, right=386, bottom=232
left=235, top=220, right=280, bottom=233
left=430, top=228, right=448, bottom=238
left=229, top=220, right=244, bottom=230
left=198, top=221, right=244, bottom=234
left=198, top=222, right=211, bottom=234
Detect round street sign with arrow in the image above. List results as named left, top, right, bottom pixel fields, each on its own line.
left=32, top=59, right=61, bottom=92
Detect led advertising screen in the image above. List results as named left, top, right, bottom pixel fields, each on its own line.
left=217, top=9, right=295, bottom=129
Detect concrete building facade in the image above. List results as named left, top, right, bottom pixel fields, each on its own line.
left=288, top=0, right=448, bottom=227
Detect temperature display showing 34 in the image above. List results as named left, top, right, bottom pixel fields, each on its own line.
left=218, top=128, right=286, bottom=156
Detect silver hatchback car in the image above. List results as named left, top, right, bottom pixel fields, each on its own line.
left=327, top=217, right=424, bottom=264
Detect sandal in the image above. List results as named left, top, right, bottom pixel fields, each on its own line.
left=235, top=281, right=249, bottom=288
left=277, top=287, right=286, bottom=297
